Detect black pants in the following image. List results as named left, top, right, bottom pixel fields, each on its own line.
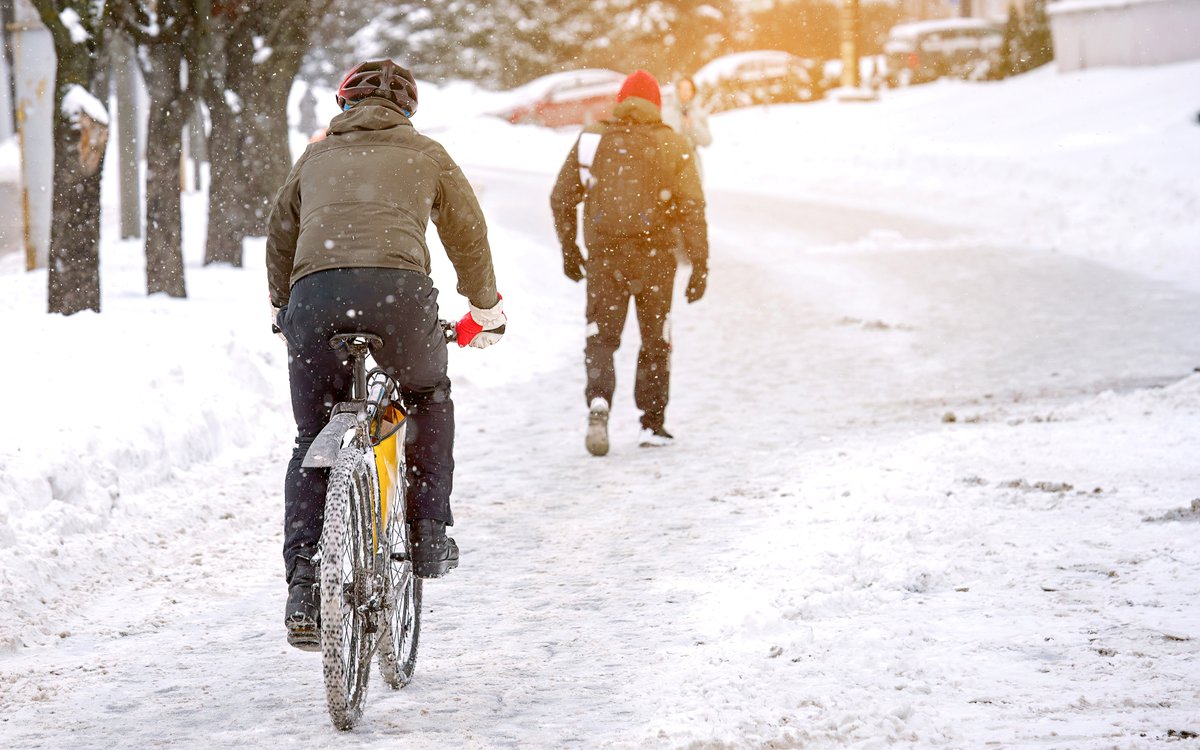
left=280, top=268, right=454, bottom=582
left=584, top=245, right=677, bottom=431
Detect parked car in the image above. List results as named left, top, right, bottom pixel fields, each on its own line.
left=693, top=51, right=823, bottom=113
left=883, top=19, right=1003, bottom=86
left=496, top=69, right=625, bottom=128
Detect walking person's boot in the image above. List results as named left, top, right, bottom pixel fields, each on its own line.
left=638, top=412, right=674, bottom=448
left=638, top=426, right=674, bottom=447
left=586, top=397, right=610, bottom=456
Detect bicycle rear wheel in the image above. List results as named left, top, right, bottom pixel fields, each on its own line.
left=319, top=445, right=378, bottom=730
left=377, top=499, right=421, bottom=688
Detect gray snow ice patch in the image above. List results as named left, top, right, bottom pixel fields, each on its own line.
left=999, top=479, right=1074, bottom=493
left=1142, top=498, right=1200, bottom=524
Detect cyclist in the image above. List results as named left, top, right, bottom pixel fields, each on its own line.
left=266, top=59, right=506, bottom=650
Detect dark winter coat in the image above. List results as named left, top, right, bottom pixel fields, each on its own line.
left=266, top=97, right=497, bottom=310
left=550, top=96, right=709, bottom=266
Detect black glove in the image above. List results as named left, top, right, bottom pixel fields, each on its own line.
left=562, top=243, right=586, bottom=282
left=270, top=303, right=288, bottom=343
left=685, top=263, right=707, bottom=303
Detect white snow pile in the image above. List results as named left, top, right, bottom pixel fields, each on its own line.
left=0, top=138, right=18, bottom=182
left=0, top=247, right=293, bottom=649
left=701, top=59, right=1200, bottom=292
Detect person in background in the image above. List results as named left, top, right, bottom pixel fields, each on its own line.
left=550, top=69, right=709, bottom=456
left=297, top=84, right=319, bottom=137
left=661, top=76, right=712, bottom=176
left=266, top=59, right=506, bottom=651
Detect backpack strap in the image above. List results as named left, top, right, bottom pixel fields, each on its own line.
left=577, top=132, right=602, bottom=191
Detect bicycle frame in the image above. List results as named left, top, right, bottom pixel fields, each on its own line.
left=301, top=335, right=400, bottom=470
left=301, top=335, right=406, bottom=551
left=302, top=321, right=456, bottom=471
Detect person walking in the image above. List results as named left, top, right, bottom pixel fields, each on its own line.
left=296, top=84, right=319, bottom=137
left=266, top=59, right=506, bottom=650
left=550, top=69, right=709, bottom=456
left=662, top=76, right=712, bottom=175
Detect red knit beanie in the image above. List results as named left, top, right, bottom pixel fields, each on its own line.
left=617, top=69, right=661, bottom=109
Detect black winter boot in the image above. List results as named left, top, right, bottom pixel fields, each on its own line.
left=637, top=425, right=674, bottom=448
left=285, top=556, right=320, bottom=652
left=411, top=519, right=459, bottom=579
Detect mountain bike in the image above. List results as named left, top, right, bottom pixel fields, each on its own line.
left=300, top=323, right=455, bottom=730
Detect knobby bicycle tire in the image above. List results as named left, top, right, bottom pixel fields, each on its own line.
left=319, top=445, right=378, bottom=730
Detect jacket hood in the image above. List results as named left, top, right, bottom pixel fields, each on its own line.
left=327, top=97, right=412, bottom=135
left=612, top=97, right=663, bottom=124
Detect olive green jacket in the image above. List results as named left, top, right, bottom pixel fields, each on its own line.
left=266, top=97, right=497, bottom=309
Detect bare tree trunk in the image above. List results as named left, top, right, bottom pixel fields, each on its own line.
left=203, top=0, right=320, bottom=266
left=142, top=40, right=188, bottom=297
left=31, top=0, right=108, bottom=316
left=243, top=3, right=311, bottom=231
left=203, top=22, right=254, bottom=267
left=47, top=109, right=104, bottom=314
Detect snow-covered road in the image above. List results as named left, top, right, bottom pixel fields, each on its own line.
left=2, top=157, right=1198, bottom=748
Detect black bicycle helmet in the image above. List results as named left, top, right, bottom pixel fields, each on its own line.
left=336, top=59, right=418, bottom=115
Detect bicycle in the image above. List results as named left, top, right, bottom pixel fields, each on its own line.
left=299, top=323, right=455, bottom=730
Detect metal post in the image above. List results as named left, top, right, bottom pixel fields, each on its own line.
left=10, top=0, right=53, bottom=270
left=841, top=0, right=861, bottom=89
left=112, top=33, right=141, bottom=239
left=0, top=0, right=13, bottom=138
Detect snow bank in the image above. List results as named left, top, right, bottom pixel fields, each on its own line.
left=0, top=223, right=293, bottom=647
left=0, top=137, right=18, bottom=182
left=701, top=60, right=1200, bottom=292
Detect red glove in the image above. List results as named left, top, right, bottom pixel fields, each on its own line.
left=455, top=295, right=506, bottom=349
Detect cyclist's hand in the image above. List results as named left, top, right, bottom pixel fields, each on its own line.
left=562, top=243, right=585, bottom=282
left=270, top=303, right=288, bottom=344
left=456, top=295, right=506, bottom=349
left=685, top=262, right=707, bottom=304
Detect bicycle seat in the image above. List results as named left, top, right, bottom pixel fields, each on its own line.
left=329, top=332, right=383, bottom=353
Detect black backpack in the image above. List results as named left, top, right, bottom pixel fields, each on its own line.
left=581, top=122, right=669, bottom=239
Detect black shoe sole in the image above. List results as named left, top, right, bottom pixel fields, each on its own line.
left=413, top=556, right=459, bottom=579
left=586, top=412, right=609, bottom=456
left=286, top=615, right=320, bottom=652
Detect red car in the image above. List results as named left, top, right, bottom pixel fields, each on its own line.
left=499, top=69, right=626, bottom=128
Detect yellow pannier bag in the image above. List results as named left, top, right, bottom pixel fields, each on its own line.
left=372, top=404, right=406, bottom=528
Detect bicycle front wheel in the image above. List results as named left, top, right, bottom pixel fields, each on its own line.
left=319, top=445, right=378, bottom=730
